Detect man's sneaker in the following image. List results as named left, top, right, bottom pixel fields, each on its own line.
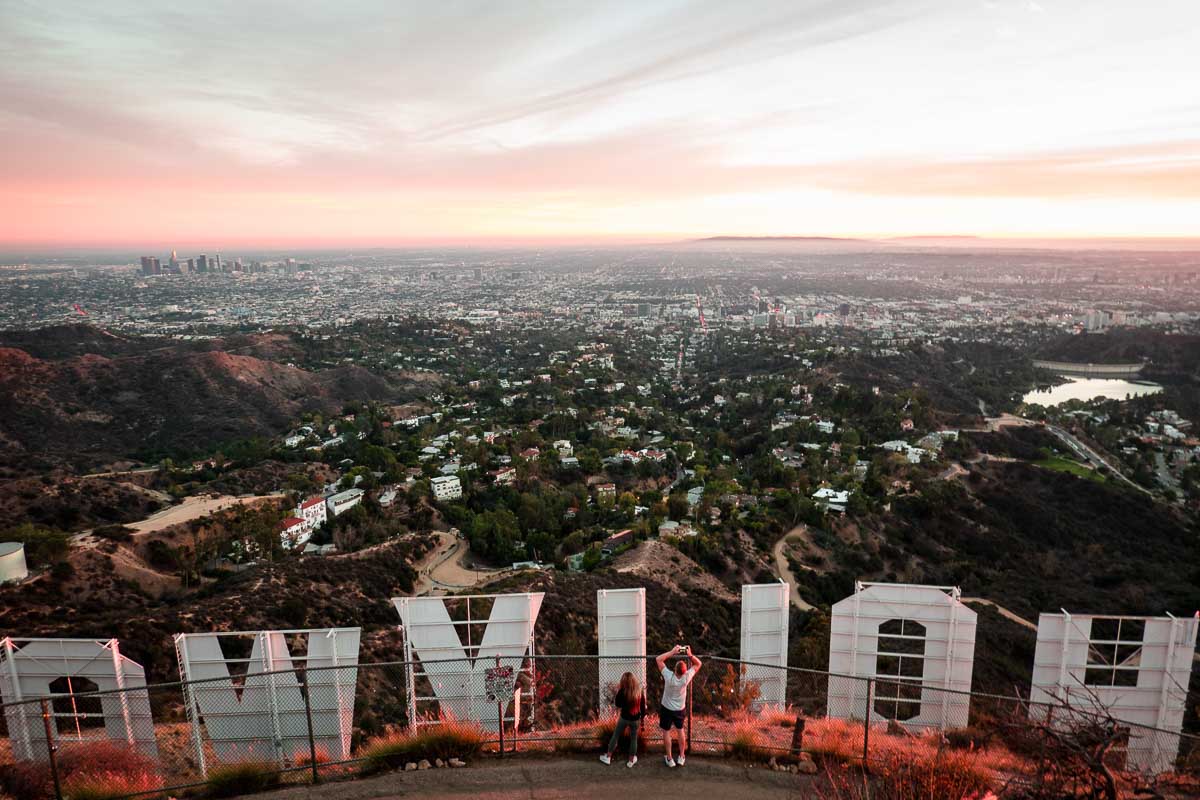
left=664, top=756, right=676, bottom=768
left=599, top=753, right=611, bottom=765
left=627, top=756, right=638, bottom=768
left=677, top=753, right=686, bottom=766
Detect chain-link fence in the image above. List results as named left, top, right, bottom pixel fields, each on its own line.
left=0, top=655, right=1196, bottom=799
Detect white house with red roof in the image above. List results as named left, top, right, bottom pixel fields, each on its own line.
left=278, top=516, right=310, bottom=550
left=489, top=466, right=517, bottom=485
left=297, top=495, right=328, bottom=530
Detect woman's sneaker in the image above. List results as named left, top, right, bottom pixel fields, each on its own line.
left=677, top=753, right=686, bottom=766
left=664, top=756, right=676, bottom=768
left=599, top=753, right=612, bottom=765
left=627, top=756, right=638, bottom=768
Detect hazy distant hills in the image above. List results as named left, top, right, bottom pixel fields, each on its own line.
left=681, top=234, right=1200, bottom=251
left=0, top=326, right=438, bottom=474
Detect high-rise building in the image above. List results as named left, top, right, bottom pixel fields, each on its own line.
left=196, top=254, right=209, bottom=273
left=473, top=267, right=483, bottom=281
left=140, top=256, right=155, bottom=276
left=213, top=254, right=223, bottom=272
left=169, top=249, right=179, bottom=271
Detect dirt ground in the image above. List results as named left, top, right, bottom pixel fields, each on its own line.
left=259, top=755, right=814, bottom=800
left=612, top=540, right=736, bottom=602
left=422, top=534, right=514, bottom=592
left=127, top=493, right=285, bottom=537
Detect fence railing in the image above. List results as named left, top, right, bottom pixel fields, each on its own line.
left=0, top=655, right=1196, bottom=800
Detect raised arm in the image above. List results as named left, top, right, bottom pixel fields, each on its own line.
left=686, top=645, right=702, bottom=672
left=656, top=645, right=681, bottom=672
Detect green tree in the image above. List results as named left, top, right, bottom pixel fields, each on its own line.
left=1, top=523, right=69, bottom=567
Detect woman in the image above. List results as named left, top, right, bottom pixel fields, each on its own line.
left=599, top=671, right=646, bottom=768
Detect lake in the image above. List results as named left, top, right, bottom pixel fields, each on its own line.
left=1022, top=376, right=1162, bottom=407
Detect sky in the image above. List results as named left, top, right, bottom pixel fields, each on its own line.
left=1, top=0, right=1199, bottom=247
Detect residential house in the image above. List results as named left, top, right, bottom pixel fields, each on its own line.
left=326, top=488, right=364, bottom=517
left=490, top=466, right=517, bottom=485
left=278, top=517, right=310, bottom=550
left=431, top=475, right=463, bottom=501
left=297, top=496, right=328, bottom=530
left=812, top=487, right=850, bottom=513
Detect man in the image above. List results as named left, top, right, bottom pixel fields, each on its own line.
left=655, top=643, right=701, bottom=768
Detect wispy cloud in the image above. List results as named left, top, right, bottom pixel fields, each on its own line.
left=1, top=0, right=1199, bottom=244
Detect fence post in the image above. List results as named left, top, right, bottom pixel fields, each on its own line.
left=861, top=678, right=872, bottom=770
left=40, top=698, right=63, bottom=800
left=495, top=654, right=504, bottom=759
left=688, top=677, right=695, bottom=754
left=300, top=668, right=320, bottom=785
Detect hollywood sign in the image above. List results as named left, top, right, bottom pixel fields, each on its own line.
left=0, top=582, right=1195, bottom=776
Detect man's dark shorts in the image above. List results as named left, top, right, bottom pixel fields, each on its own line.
left=658, top=705, right=686, bottom=730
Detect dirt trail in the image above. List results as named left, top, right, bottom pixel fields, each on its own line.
left=960, top=597, right=1037, bottom=631
left=772, top=527, right=815, bottom=612
left=416, top=533, right=514, bottom=593
left=127, top=493, right=286, bottom=536
left=411, top=531, right=459, bottom=595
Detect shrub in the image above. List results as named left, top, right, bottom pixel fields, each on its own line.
left=61, top=770, right=164, bottom=800
left=202, top=761, right=281, bottom=798
left=723, top=721, right=771, bottom=761
left=819, top=745, right=993, bottom=800
left=294, top=746, right=332, bottom=768
left=942, top=725, right=995, bottom=751
left=804, top=717, right=867, bottom=763
left=700, top=663, right=762, bottom=713
left=0, top=760, right=53, bottom=800
left=0, top=741, right=160, bottom=800
left=359, top=723, right=487, bottom=774
left=550, top=721, right=606, bottom=754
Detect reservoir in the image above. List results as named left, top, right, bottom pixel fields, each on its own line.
left=1023, top=376, right=1162, bottom=407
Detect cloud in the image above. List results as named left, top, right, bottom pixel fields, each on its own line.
left=2, top=0, right=1200, bottom=243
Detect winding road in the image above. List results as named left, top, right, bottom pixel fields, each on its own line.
left=772, top=526, right=814, bottom=611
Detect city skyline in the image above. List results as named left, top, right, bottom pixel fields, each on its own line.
left=2, top=1, right=1200, bottom=247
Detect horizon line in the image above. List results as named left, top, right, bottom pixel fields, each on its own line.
left=4, top=233, right=1200, bottom=254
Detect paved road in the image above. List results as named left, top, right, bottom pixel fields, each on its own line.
left=1044, top=423, right=1150, bottom=495
left=970, top=415, right=1151, bottom=496
left=263, top=756, right=812, bottom=800
left=1153, top=451, right=1180, bottom=493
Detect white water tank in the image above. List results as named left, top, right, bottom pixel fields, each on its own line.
left=0, top=542, right=28, bottom=583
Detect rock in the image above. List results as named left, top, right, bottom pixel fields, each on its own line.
left=418, top=759, right=432, bottom=770
left=796, top=761, right=818, bottom=775
left=448, top=758, right=466, bottom=768
left=768, top=757, right=778, bottom=770
left=404, top=762, right=417, bottom=771
left=788, top=764, right=799, bottom=774
left=435, top=758, right=445, bottom=768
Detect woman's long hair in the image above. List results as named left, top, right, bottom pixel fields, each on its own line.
left=617, top=671, right=639, bottom=700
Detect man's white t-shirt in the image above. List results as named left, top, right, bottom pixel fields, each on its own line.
left=660, top=667, right=696, bottom=711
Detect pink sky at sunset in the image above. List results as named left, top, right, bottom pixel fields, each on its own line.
left=2, top=1, right=1199, bottom=247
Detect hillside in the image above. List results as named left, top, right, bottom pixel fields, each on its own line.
left=791, top=459, right=1200, bottom=619
left=0, top=535, right=437, bottom=680
left=0, top=331, right=440, bottom=473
